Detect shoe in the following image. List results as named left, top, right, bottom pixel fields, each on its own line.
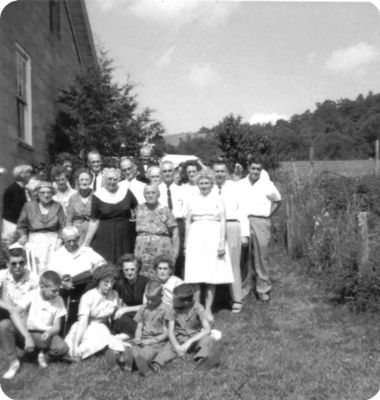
left=2, top=360, right=20, bottom=380
left=150, top=362, right=161, bottom=373
left=118, top=348, right=133, bottom=372
left=37, top=351, right=48, bottom=368
left=258, top=293, right=270, bottom=302
left=199, top=353, right=221, bottom=371
left=231, top=302, right=243, bottom=313
left=134, top=350, right=150, bottom=376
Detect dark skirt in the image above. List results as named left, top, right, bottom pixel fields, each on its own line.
left=92, top=218, right=136, bottom=264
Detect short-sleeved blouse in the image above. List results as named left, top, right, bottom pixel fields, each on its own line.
left=136, top=203, right=177, bottom=235
left=78, top=288, right=119, bottom=324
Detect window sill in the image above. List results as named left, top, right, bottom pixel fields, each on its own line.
left=18, top=140, right=33, bottom=151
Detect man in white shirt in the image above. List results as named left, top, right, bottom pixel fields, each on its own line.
left=50, top=226, right=105, bottom=283
left=238, top=156, right=282, bottom=301
left=212, top=160, right=243, bottom=312
left=87, top=150, right=104, bottom=191
left=50, top=226, right=105, bottom=331
left=159, top=160, right=186, bottom=278
left=119, top=158, right=146, bottom=204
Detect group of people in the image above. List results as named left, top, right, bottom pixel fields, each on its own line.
left=0, top=147, right=282, bottom=379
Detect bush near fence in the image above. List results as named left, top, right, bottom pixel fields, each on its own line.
left=271, top=171, right=380, bottom=312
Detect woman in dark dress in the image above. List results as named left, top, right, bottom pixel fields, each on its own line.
left=83, top=168, right=137, bottom=264
left=113, top=253, right=148, bottom=338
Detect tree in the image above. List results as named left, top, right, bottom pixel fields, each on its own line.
left=48, top=50, right=165, bottom=162
left=214, top=114, right=280, bottom=170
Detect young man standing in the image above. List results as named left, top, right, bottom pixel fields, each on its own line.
left=238, top=156, right=282, bottom=301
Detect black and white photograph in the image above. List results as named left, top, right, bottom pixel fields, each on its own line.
left=1, top=0, right=380, bottom=399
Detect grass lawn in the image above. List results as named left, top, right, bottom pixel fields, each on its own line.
left=1, top=246, right=380, bottom=400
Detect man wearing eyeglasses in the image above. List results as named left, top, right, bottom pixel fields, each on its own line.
left=158, top=160, right=185, bottom=278
left=238, top=156, right=282, bottom=302
left=0, top=246, right=38, bottom=311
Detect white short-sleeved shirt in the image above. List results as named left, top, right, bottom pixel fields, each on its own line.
left=18, top=289, right=66, bottom=331
left=161, top=275, right=183, bottom=306
left=0, top=269, right=38, bottom=307
left=49, top=246, right=105, bottom=278
left=238, top=176, right=281, bottom=236
left=159, top=182, right=186, bottom=219
left=78, top=288, right=119, bottom=324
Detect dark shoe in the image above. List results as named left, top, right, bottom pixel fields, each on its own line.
left=118, top=347, right=133, bottom=372
left=134, top=350, right=150, bottom=376
left=150, top=362, right=161, bottom=373
left=199, top=353, right=220, bottom=371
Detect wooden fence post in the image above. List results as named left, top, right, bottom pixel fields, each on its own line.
left=286, top=194, right=295, bottom=255
left=374, top=140, right=379, bottom=177
left=357, top=211, right=369, bottom=279
left=309, top=146, right=315, bottom=174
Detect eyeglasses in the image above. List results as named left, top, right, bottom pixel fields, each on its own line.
left=10, top=261, right=25, bottom=267
left=162, top=170, right=173, bottom=173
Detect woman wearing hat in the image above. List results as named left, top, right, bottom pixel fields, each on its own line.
left=17, top=181, right=65, bottom=275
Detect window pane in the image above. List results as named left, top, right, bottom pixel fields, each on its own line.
left=17, top=100, right=25, bottom=140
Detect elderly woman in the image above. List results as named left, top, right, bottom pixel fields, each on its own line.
left=184, top=169, right=234, bottom=322
left=134, top=184, right=179, bottom=278
left=17, top=181, right=65, bottom=275
left=64, top=264, right=126, bottom=360
left=83, top=168, right=137, bottom=264
left=66, top=168, right=93, bottom=245
left=113, top=253, right=149, bottom=338
left=51, top=165, right=76, bottom=215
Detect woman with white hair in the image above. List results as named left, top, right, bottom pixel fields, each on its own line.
left=83, top=168, right=138, bottom=264
left=2, top=165, right=32, bottom=243
left=184, top=169, right=234, bottom=323
left=17, top=181, right=65, bottom=275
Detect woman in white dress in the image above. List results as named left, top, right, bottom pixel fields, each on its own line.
left=184, top=169, right=234, bottom=322
left=65, top=264, right=126, bottom=360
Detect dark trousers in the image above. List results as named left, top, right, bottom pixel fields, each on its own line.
left=0, top=319, right=68, bottom=363
left=154, top=335, right=217, bottom=367
left=174, top=218, right=185, bottom=279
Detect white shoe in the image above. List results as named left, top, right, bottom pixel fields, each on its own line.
left=37, top=351, right=48, bottom=368
left=2, top=360, right=20, bottom=380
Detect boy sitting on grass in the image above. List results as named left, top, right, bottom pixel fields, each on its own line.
left=153, top=255, right=182, bottom=307
left=0, top=299, right=35, bottom=379
left=120, top=280, right=168, bottom=376
left=16, top=271, right=68, bottom=368
left=151, top=283, right=220, bottom=372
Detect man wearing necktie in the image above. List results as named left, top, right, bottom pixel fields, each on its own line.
left=158, top=161, right=185, bottom=278
left=87, top=150, right=103, bottom=192
left=212, top=160, right=243, bottom=313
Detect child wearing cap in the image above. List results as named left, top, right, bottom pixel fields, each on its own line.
left=151, top=283, right=220, bottom=371
left=121, top=280, right=169, bottom=375
left=153, top=255, right=183, bottom=307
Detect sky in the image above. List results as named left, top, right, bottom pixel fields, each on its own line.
left=85, top=0, right=380, bottom=136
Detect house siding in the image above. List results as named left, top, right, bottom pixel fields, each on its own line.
left=0, top=0, right=94, bottom=218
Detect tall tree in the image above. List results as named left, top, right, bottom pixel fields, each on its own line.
left=48, top=50, right=165, bottom=161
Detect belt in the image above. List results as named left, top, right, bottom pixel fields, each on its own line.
left=226, top=219, right=238, bottom=222
left=138, top=232, right=169, bottom=237
left=248, top=215, right=269, bottom=219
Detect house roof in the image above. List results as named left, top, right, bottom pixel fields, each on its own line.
left=64, top=0, right=98, bottom=70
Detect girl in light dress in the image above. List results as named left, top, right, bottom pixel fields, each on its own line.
left=65, top=264, right=129, bottom=360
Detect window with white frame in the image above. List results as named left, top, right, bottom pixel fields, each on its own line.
left=16, top=44, right=32, bottom=145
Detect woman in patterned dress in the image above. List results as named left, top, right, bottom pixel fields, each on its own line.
left=66, top=168, right=93, bottom=245
left=134, top=184, right=179, bottom=278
